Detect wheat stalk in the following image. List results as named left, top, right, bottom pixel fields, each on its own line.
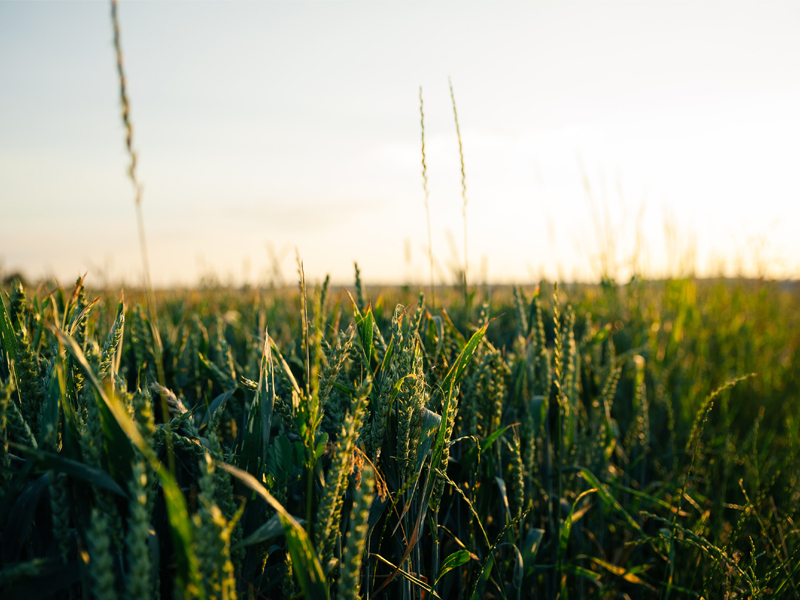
left=89, top=508, right=118, bottom=600
left=420, top=86, right=435, bottom=309
left=449, top=77, right=468, bottom=302
left=109, top=1, right=173, bottom=476
left=338, top=465, right=375, bottom=600
left=125, top=461, right=152, bottom=600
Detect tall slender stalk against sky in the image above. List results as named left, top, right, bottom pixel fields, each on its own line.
left=111, top=0, right=150, bottom=297
left=419, top=86, right=435, bottom=309
left=110, top=0, right=172, bottom=472
left=449, top=77, right=468, bottom=298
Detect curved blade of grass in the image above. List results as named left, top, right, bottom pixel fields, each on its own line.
left=521, top=527, right=544, bottom=575
left=9, top=442, right=127, bottom=497
left=436, top=321, right=489, bottom=403
left=558, top=487, right=597, bottom=564
left=565, top=565, right=603, bottom=585
left=440, top=309, right=466, bottom=347
left=577, top=468, right=643, bottom=537
left=495, top=477, right=512, bottom=521
left=65, top=295, right=101, bottom=336
left=268, top=334, right=302, bottom=396
left=435, top=549, right=472, bottom=584
left=587, top=556, right=654, bottom=589
left=233, top=513, right=307, bottom=551
left=371, top=553, right=441, bottom=598
left=497, top=542, right=524, bottom=590
left=219, top=462, right=328, bottom=600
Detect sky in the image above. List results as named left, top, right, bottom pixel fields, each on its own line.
left=2, top=1, right=800, bottom=287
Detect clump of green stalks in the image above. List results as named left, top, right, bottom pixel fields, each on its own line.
left=0, top=272, right=799, bottom=600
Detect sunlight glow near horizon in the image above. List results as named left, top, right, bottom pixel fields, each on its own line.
left=2, top=1, right=799, bottom=287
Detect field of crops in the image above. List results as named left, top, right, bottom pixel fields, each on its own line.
left=0, top=270, right=798, bottom=599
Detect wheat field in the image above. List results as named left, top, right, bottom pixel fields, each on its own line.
left=1, top=273, right=799, bottom=599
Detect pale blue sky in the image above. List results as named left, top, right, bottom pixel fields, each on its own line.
left=2, top=1, right=800, bottom=286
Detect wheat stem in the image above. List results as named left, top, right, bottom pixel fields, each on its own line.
left=420, top=86, right=435, bottom=310
left=448, top=77, right=468, bottom=305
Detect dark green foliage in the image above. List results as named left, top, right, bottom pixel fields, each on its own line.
left=0, top=277, right=799, bottom=599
